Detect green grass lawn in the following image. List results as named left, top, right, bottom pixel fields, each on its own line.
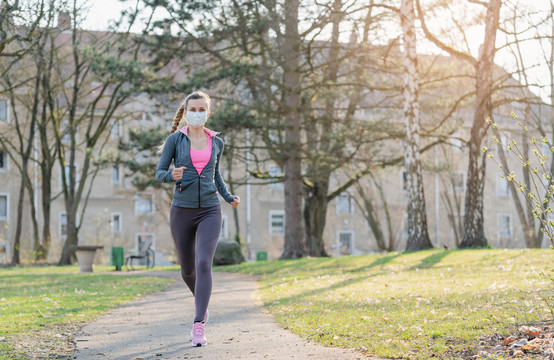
left=0, top=265, right=173, bottom=359
left=218, top=248, right=554, bottom=359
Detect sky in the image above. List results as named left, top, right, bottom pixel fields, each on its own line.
left=78, top=0, right=553, bottom=103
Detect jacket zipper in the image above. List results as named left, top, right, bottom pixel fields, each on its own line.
left=198, top=175, right=206, bottom=206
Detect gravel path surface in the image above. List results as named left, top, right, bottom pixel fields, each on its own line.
left=75, top=270, right=375, bottom=360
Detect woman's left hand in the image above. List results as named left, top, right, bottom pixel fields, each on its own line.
left=230, top=196, right=240, bottom=208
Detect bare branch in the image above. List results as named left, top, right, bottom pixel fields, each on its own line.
left=415, top=0, right=477, bottom=66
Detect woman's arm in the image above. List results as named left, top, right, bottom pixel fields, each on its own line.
left=155, top=134, right=176, bottom=183
left=214, top=138, right=236, bottom=203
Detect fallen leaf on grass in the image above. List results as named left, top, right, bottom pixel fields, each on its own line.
left=526, top=327, right=541, bottom=337
left=503, top=336, right=516, bottom=346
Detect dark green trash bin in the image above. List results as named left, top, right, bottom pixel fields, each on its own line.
left=111, top=247, right=124, bottom=271
left=256, top=251, right=268, bottom=261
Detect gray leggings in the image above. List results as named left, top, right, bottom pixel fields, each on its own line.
left=170, top=205, right=221, bottom=323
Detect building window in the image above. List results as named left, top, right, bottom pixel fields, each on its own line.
left=111, top=121, right=121, bottom=139
left=220, top=215, right=228, bottom=239
left=453, top=171, right=465, bottom=193
left=111, top=213, right=121, bottom=233
left=402, top=171, right=407, bottom=191
left=135, top=193, right=154, bottom=215
left=0, top=99, right=8, bottom=122
left=269, top=210, right=285, bottom=235
left=338, top=231, right=354, bottom=255
left=0, top=150, right=6, bottom=171
left=497, top=173, right=509, bottom=197
left=60, top=212, right=67, bottom=238
left=269, top=165, right=282, bottom=189
left=0, top=194, right=8, bottom=220
left=112, top=165, right=120, bottom=185
left=497, top=213, right=512, bottom=238
left=337, top=194, right=353, bottom=214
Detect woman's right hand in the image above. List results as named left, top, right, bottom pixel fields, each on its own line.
left=172, top=167, right=186, bottom=181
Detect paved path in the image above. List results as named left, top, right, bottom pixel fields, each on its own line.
left=75, top=271, right=373, bottom=360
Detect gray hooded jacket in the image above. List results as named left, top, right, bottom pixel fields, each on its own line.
left=155, top=127, right=235, bottom=208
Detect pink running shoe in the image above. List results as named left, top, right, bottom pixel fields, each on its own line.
left=191, top=322, right=207, bottom=347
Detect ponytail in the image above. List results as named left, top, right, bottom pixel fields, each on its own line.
left=170, top=105, right=185, bottom=134
left=158, top=104, right=185, bottom=153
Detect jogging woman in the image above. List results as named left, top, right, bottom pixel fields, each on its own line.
left=155, top=91, right=240, bottom=347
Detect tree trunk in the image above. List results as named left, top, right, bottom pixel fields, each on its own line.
left=280, top=0, right=305, bottom=259
left=459, top=0, right=501, bottom=248
left=39, top=170, right=52, bottom=259
left=302, top=0, right=342, bottom=258
left=59, top=215, right=78, bottom=265
left=304, top=180, right=329, bottom=257
left=400, top=0, right=432, bottom=251
left=37, top=110, right=54, bottom=260
left=372, top=174, right=395, bottom=252
left=10, top=171, right=26, bottom=265
left=354, top=184, right=387, bottom=251
left=26, top=180, right=41, bottom=260
left=35, top=34, right=56, bottom=261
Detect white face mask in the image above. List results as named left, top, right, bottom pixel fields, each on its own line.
left=186, top=111, right=208, bottom=127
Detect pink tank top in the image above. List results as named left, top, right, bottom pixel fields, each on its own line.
left=190, top=135, right=212, bottom=175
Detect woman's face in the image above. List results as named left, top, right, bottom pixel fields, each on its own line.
left=185, top=98, right=209, bottom=116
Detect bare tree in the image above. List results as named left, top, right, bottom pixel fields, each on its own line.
left=416, top=0, right=502, bottom=248
left=0, top=0, right=49, bottom=264
left=47, top=4, right=167, bottom=264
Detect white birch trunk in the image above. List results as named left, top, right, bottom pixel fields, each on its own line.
left=400, top=0, right=432, bottom=250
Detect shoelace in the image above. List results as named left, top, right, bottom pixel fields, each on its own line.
left=193, top=324, right=204, bottom=336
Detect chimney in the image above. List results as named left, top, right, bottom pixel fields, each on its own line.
left=57, top=11, right=71, bottom=30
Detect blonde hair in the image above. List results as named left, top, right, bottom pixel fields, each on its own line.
left=159, top=91, right=211, bottom=152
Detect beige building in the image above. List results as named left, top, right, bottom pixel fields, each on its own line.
left=0, top=93, right=551, bottom=265
left=0, top=22, right=551, bottom=265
